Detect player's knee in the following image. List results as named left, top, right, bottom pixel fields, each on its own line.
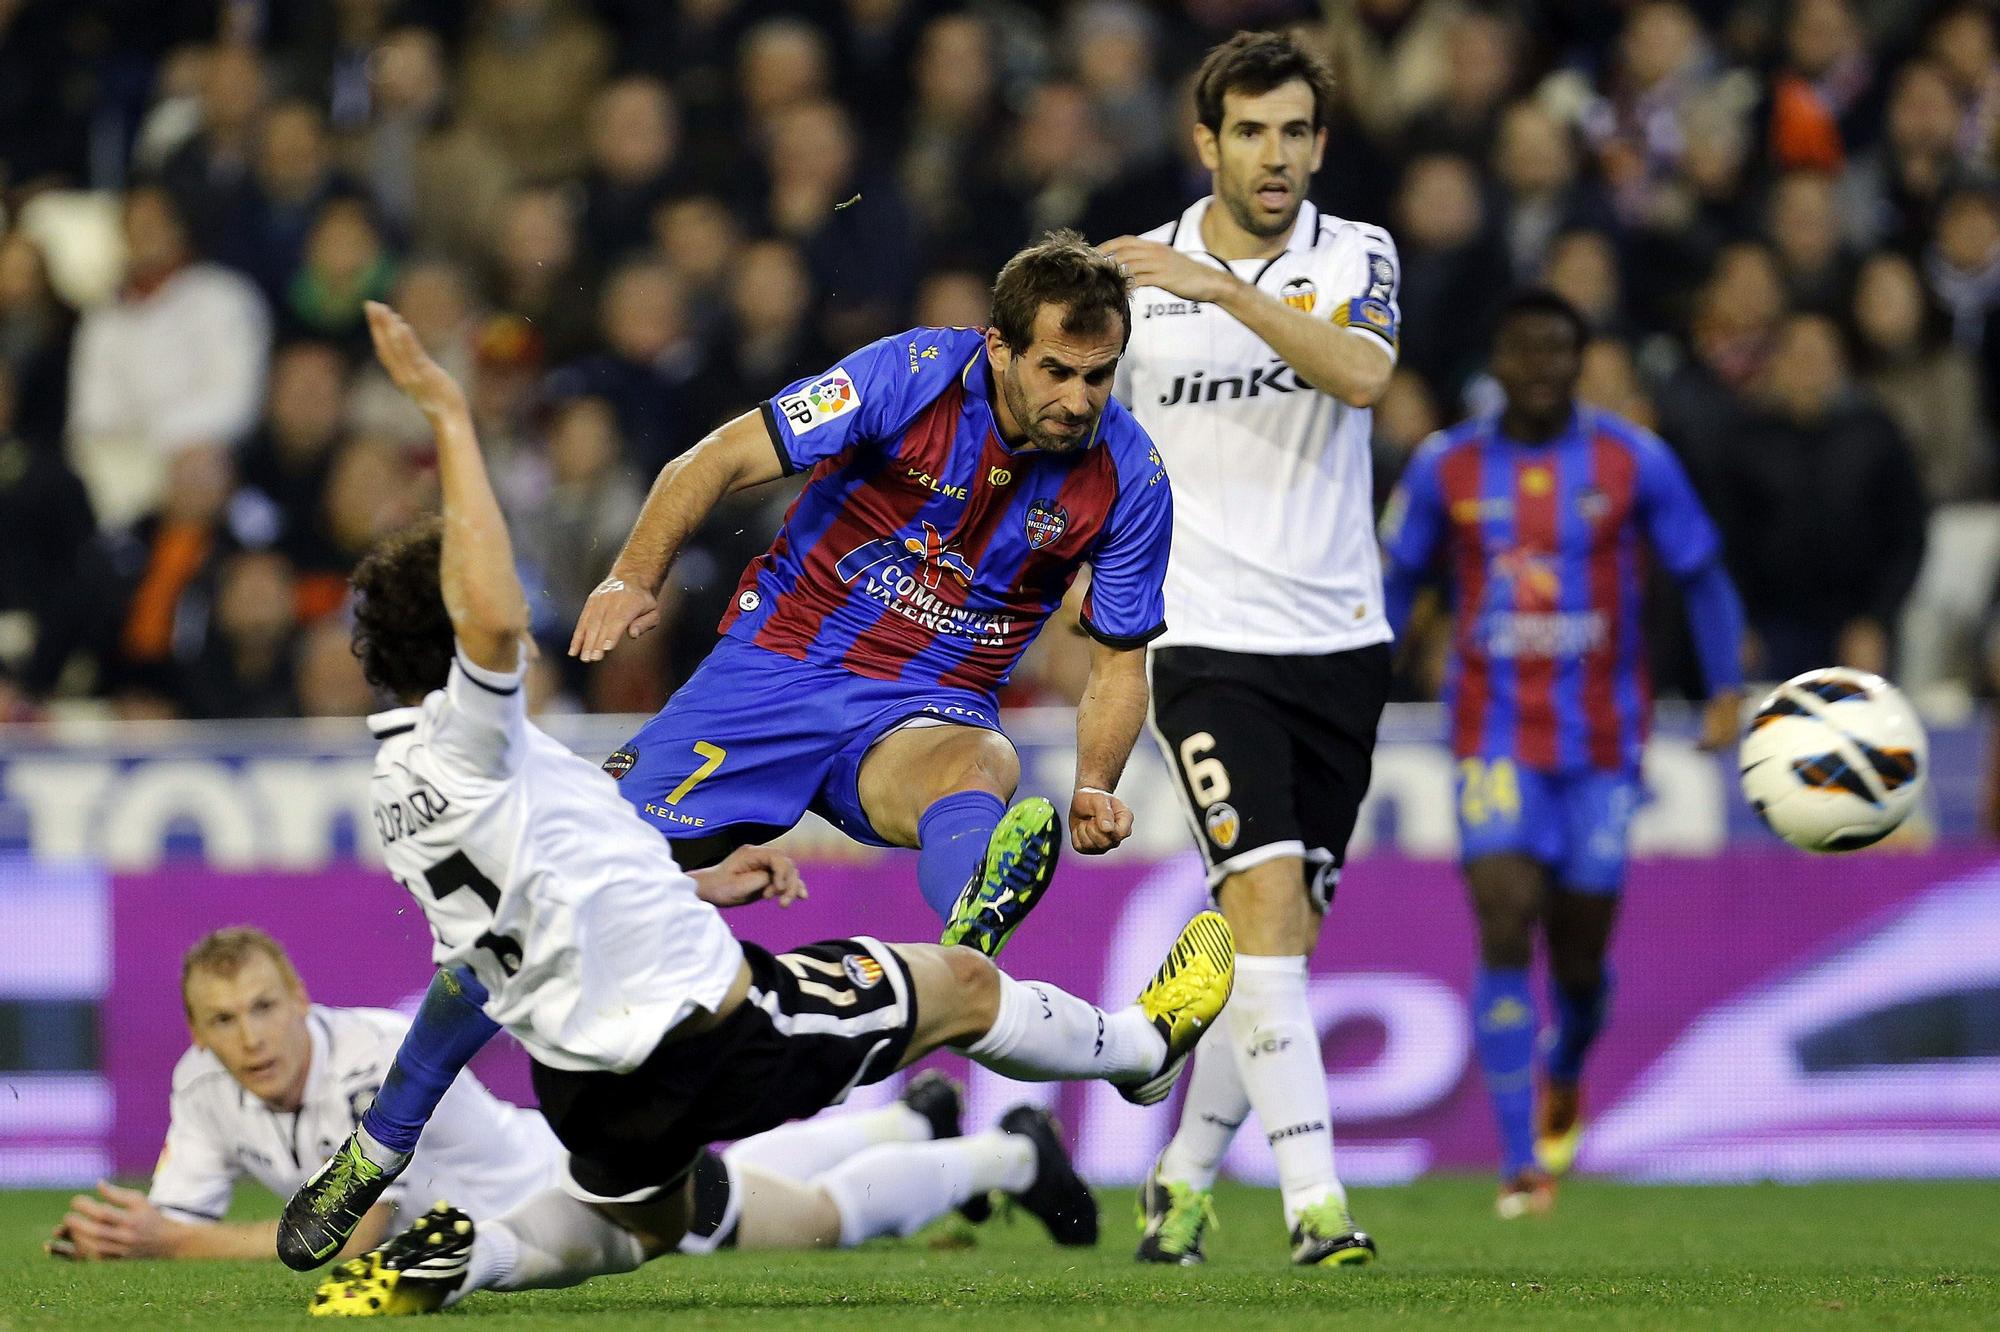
left=935, top=946, right=1001, bottom=1037
left=954, top=729, right=1020, bottom=798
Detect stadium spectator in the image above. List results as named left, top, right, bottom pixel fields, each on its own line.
left=1492, top=103, right=1613, bottom=285
left=511, top=394, right=644, bottom=653
left=1321, top=0, right=1466, bottom=147
left=1070, top=1, right=1170, bottom=174
left=482, top=184, right=593, bottom=363
left=457, top=0, right=610, bottom=181
left=0, top=228, right=77, bottom=444
left=1404, top=7, right=1521, bottom=159
left=220, top=99, right=354, bottom=301
left=1719, top=313, right=1927, bottom=679
left=737, top=17, right=836, bottom=136
left=104, top=443, right=240, bottom=710
left=1766, top=170, right=1855, bottom=316
left=715, top=238, right=824, bottom=420
left=545, top=259, right=703, bottom=477
left=1393, top=151, right=1507, bottom=398
left=156, top=43, right=268, bottom=256
left=344, top=27, right=516, bottom=259
left=1926, top=180, right=2000, bottom=348
left=578, top=77, right=687, bottom=265
left=235, top=341, right=353, bottom=586
left=1760, top=0, right=1879, bottom=172
left=1581, top=1, right=1719, bottom=229
left=653, top=194, right=742, bottom=343
left=346, top=261, right=479, bottom=447
left=293, top=617, right=377, bottom=718
left=68, top=185, right=269, bottom=529
left=0, top=363, right=97, bottom=705
left=899, top=13, right=1012, bottom=268
left=179, top=549, right=301, bottom=719
left=1539, top=229, right=1629, bottom=340
left=1843, top=59, right=1968, bottom=253
left=278, top=195, right=395, bottom=350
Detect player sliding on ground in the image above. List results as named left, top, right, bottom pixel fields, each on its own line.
left=1380, top=290, right=1744, bottom=1218
left=45, top=928, right=1097, bottom=1266
left=303, top=302, right=1230, bottom=1316
left=280, top=237, right=1174, bottom=1263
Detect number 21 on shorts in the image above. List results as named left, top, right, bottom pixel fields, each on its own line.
left=666, top=741, right=727, bottom=806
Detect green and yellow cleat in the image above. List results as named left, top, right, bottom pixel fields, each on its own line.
left=310, top=1202, right=473, bottom=1317
left=1134, top=1161, right=1217, bottom=1265
left=1121, top=911, right=1235, bottom=1106
left=940, top=797, right=1061, bottom=957
left=1291, top=1197, right=1377, bottom=1267
left=280, top=1130, right=409, bottom=1271
left=1535, top=1079, right=1583, bottom=1177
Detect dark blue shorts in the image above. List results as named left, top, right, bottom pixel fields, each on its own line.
left=610, top=636, right=1006, bottom=849
left=1454, top=756, right=1641, bottom=894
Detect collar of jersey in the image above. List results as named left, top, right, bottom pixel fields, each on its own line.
left=1492, top=404, right=1588, bottom=451
left=1172, top=195, right=1322, bottom=262
left=368, top=705, right=422, bottom=738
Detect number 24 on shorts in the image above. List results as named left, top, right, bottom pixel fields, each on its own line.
left=666, top=741, right=727, bottom=806
left=1457, top=756, right=1520, bottom=827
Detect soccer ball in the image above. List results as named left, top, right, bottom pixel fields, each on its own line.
left=1739, top=668, right=1927, bottom=853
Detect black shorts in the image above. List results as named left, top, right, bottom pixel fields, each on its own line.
left=530, top=936, right=916, bottom=1206
left=1148, top=642, right=1391, bottom=907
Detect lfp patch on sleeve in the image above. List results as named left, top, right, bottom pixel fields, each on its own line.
left=778, top=367, right=862, bottom=434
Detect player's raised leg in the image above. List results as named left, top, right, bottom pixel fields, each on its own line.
left=280, top=967, right=497, bottom=1270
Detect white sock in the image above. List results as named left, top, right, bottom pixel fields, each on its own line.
left=1156, top=1037, right=1251, bottom=1192
left=817, top=1131, right=1035, bottom=1245
left=1227, top=954, right=1346, bottom=1228
left=723, top=1104, right=931, bottom=1182
left=459, top=1188, right=645, bottom=1299
left=962, top=972, right=1165, bottom=1083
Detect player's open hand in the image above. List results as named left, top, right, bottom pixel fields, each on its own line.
left=364, top=301, right=467, bottom=422
left=569, top=574, right=662, bottom=661
left=1100, top=236, right=1236, bottom=304
left=1070, top=787, right=1133, bottom=855
left=46, top=1181, right=176, bottom=1261
left=691, top=845, right=808, bottom=909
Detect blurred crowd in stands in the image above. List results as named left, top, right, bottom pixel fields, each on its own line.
left=3, top=0, right=2000, bottom=722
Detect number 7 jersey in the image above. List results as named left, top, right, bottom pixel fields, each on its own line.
left=366, top=645, right=744, bottom=1074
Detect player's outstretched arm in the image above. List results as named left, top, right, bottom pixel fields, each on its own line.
left=1070, top=640, right=1147, bottom=854
left=48, top=1183, right=390, bottom=1261
left=1100, top=235, right=1394, bottom=407
left=571, top=412, right=787, bottom=662
left=364, top=301, right=527, bottom=673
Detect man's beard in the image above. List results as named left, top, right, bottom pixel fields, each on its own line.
left=1004, top=367, right=1095, bottom=452
left=1221, top=172, right=1302, bottom=239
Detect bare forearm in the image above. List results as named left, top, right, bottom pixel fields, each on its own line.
left=164, top=1218, right=281, bottom=1260
left=1212, top=279, right=1394, bottom=406
left=1074, top=652, right=1149, bottom=792
left=434, top=407, right=528, bottom=646
left=612, top=415, right=781, bottom=591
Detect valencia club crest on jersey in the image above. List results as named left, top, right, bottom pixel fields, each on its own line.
left=1024, top=498, right=1068, bottom=550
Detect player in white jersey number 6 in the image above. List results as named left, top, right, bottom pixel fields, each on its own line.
left=1101, top=32, right=1400, bottom=1270
left=305, top=302, right=1235, bottom=1317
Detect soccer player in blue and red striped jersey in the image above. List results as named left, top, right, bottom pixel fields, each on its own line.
left=1380, top=290, right=1745, bottom=1218
left=282, top=235, right=1178, bottom=1259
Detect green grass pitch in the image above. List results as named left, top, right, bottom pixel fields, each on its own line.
left=2, top=1178, right=1995, bottom=1329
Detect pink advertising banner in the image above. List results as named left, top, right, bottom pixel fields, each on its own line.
left=102, top=849, right=2000, bottom=1184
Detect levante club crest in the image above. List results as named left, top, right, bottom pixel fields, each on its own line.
left=1024, top=498, right=1068, bottom=550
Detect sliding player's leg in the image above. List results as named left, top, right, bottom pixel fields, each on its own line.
left=281, top=967, right=498, bottom=1270
left=1535, top=769, right=1637, bottom=1178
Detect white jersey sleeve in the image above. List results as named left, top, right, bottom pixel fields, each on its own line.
left=146, top=1053, right=240, bottom=1223
left=430, top=644, right=528, bottom=781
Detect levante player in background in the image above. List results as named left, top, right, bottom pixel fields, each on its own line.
left=1379, top=290, right=1745, bottom=1218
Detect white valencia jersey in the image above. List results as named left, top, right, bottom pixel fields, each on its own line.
left=1119, top=197, right=1400, bottom=654
left=367, top=646, right=743, bottom=1073
left=148, top=1005, right=562, bottom=1229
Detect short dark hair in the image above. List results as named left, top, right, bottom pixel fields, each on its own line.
left=1193, top=30, right=1338, bottom=133
left=1493, top=288, right=1590, bottom=350
left=989, top=229, right=1131, bottom=352
left=350, top=516, right=453, bottom=703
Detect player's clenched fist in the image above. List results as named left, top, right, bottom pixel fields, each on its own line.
left=690, top=845, right=808, bottom=908
left=569, top=574, right=662, bottom=661
left=1069, top=786, right=1133, bottom=855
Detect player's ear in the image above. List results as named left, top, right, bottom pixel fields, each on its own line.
left=984, top=325, right=1012, bottom=374
left=1194, top=122, right=1220, bottom=173
left=1309, top=126, right=1327, bottom=173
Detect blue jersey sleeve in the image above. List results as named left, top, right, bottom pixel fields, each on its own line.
left=1634, top=433, right=1724, bottom=578
left=761, top=329, right=967, bottom=474
left=1378, top=436, right=1450, bottom=637
left=1081, top=435, right=1172, bottom=648
left=1634, top=431, right=1743, bottom=693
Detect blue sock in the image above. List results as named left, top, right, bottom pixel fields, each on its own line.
left=361, top=967, right=500, bottom=1155
left=914, top=790, right=1006, bottom=920
left=1473, top=967, right=1539, bottom=1179
left=1546, top=970, right=1612, bottom=1086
